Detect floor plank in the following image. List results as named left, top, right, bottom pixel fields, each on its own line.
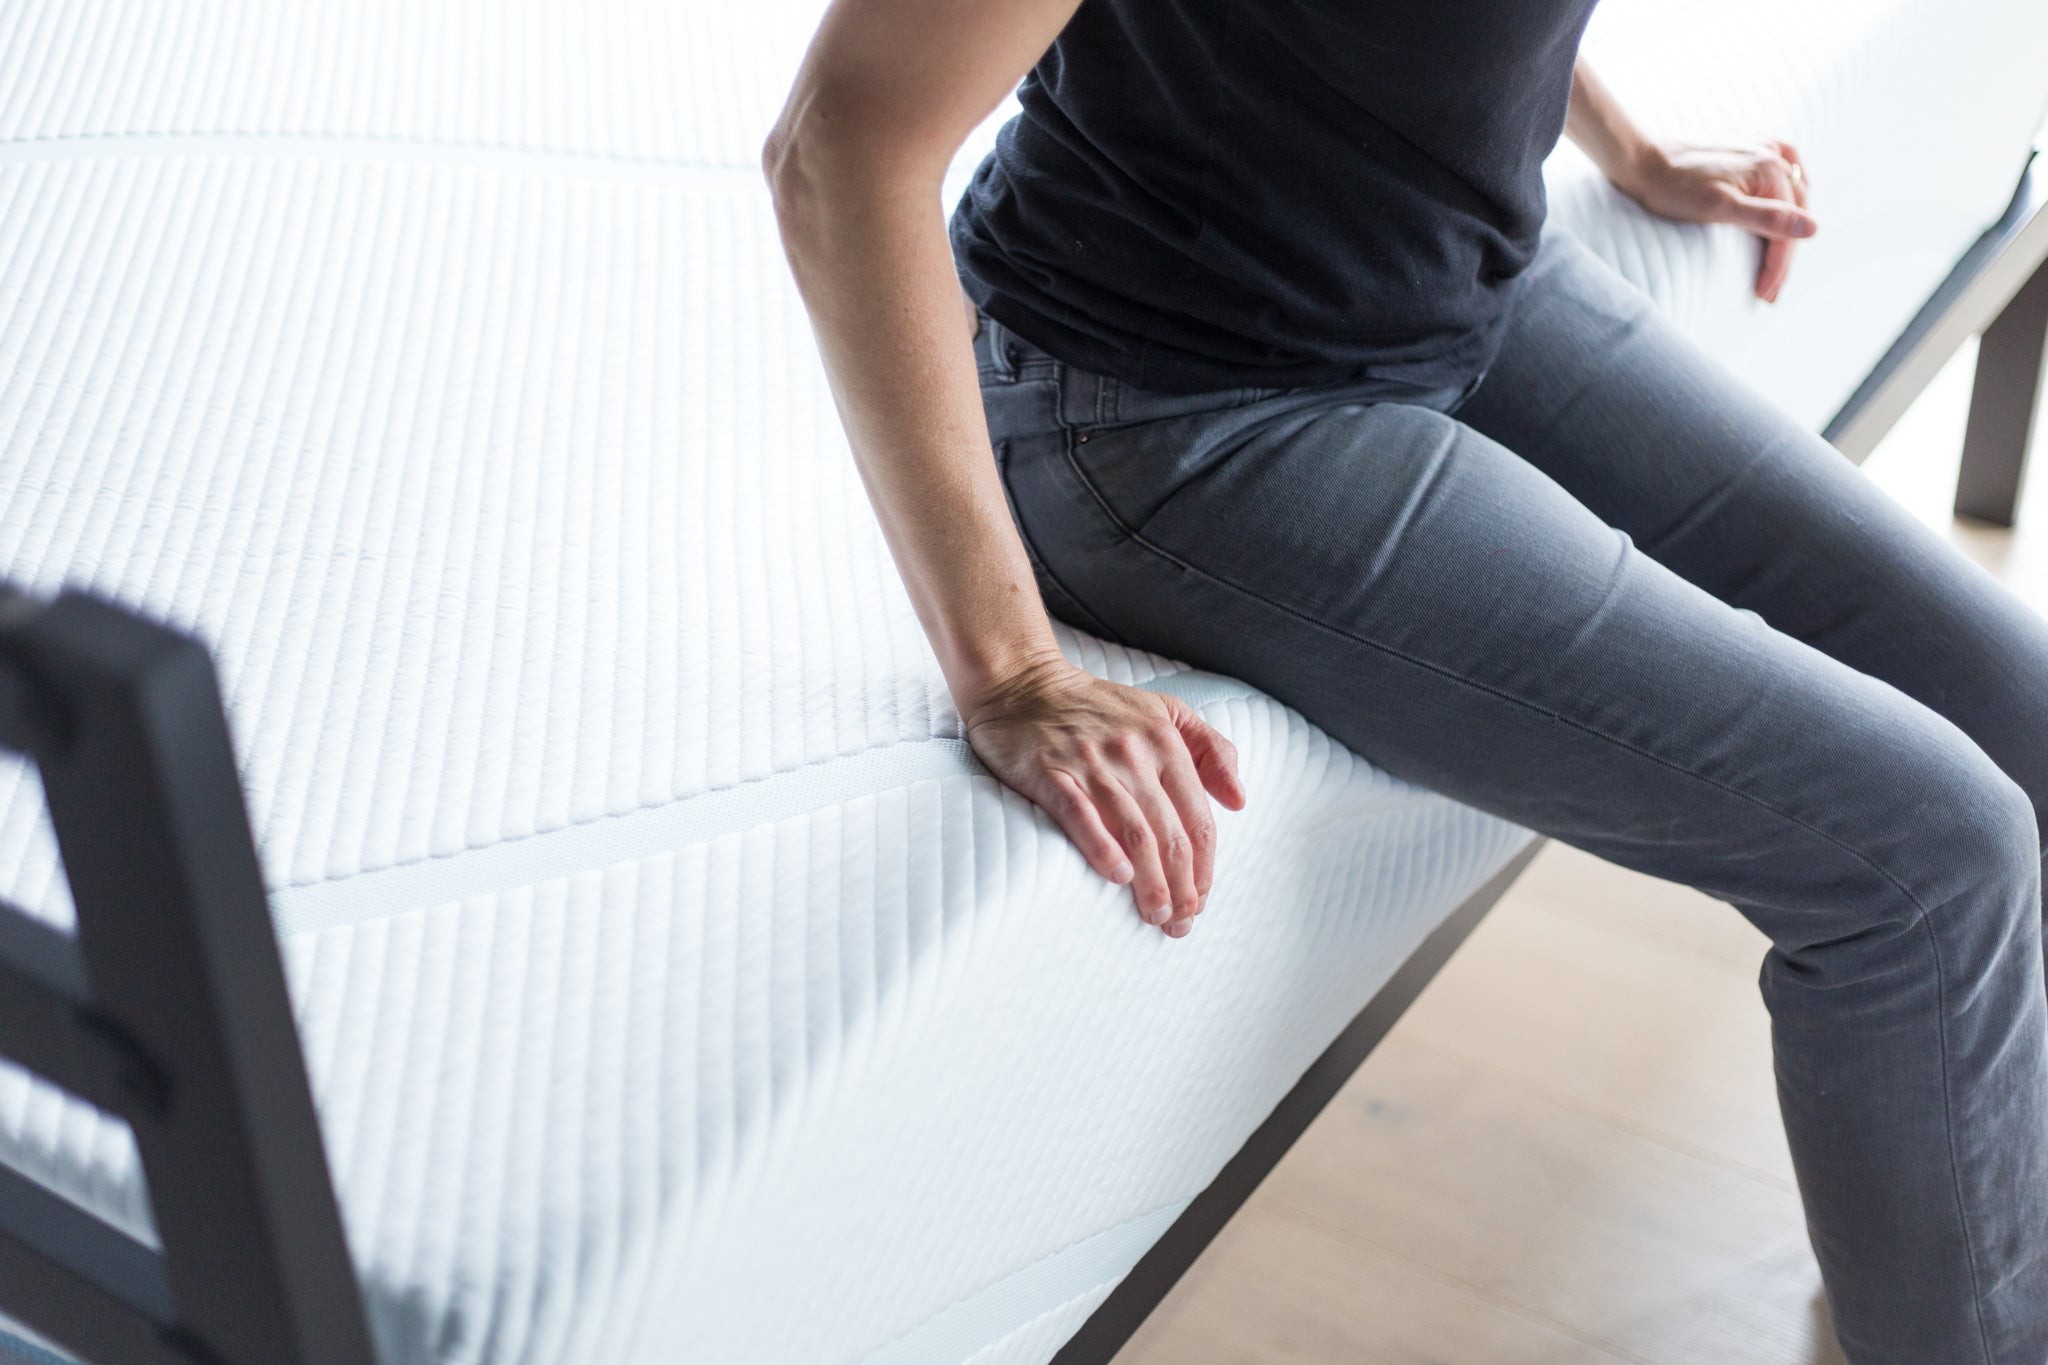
left=1395, top=865, right=1793, bottom=1185
left=1258, top=1038, right=1831, bottom=1365
left=1113, top=1197, right=1644, bottom=1365
left=1507, top=843, right=1771, bottom=984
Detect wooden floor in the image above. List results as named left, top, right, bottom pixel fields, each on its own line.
left=1113, top=342, right=2031, bottom=1365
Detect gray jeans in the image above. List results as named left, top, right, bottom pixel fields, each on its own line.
left=972, top=225, right=2048, bottom=1363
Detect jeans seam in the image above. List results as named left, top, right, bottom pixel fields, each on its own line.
left=1922, top=911, right=1999, bottom=1364
left=1052, top=438, right=1998, bottom=1350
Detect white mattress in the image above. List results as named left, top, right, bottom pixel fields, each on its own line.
left=0, top=1, right=2040, bottom=1363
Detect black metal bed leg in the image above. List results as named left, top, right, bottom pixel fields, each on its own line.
left=1956, top=250, right=2048, bottom=526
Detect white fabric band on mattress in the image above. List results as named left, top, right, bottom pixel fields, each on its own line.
left=859, top=1200, right=1188, bottom=1365
left=271, top=672, right=1256, bottom=938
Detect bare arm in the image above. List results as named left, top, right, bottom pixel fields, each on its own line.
left=1567, top=56, right=1817, bottom=302
left=765, top=0, right=1243, bottom=938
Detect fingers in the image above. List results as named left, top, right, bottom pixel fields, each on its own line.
left=1005, top=688, right=1246, bottom=940
left=1719, top=188, right=1817, bottom=242
left=1778, top=143, right=1810, bottom=217
left=1757, top=233, right=1793, bottom=304
left=1097, top=711, right=1224, bottom=935
left=1773, top=141, right=1806, bottom=184
left=1714, top=174, right=1808, bottom=304
left=1086, top=770, right=1175, bottom=926
left=1039, top=769, right=1133, bottom=888
left=1118, top=748, right=1202, bottom=923
left=1749, top=146, right=1812, bottom=303
left=1159, top=750, right=1218, bottom=913
left=1159, top=701, right=1245, bottom=934
left=1175, top=708, right=1246, bottom=811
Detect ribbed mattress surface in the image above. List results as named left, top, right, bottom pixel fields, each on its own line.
left=0, top=0, right=2040, bottom=1362
left=0, top=4, right=1540, bottom=1363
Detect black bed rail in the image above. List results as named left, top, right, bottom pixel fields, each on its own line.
left=0, top=586, right=374, bottom=1365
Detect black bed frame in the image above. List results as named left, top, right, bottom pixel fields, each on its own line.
left=0, top=145, right=2043, bottom=1365
left=1826, top=144, right=2048, bottom=518
left=0, top=591, right=375, bottom=1365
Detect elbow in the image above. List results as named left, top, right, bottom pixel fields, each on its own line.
left=762, top=120, right=836, bottom=253
left=762, top=123, right=800, bottom=222
left=762, top=113, right=942, bottom=245
left=761, top=122, right=796, bottom=206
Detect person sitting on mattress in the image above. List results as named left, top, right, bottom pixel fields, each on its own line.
left=763, top=2, right=2048, bottom=1360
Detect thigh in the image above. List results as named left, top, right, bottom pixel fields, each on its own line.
left=997, top=382, right=2028, bottom=959
left=1455, top=226, right=2048, bottom=842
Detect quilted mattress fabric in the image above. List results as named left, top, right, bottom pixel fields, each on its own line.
left=0, top=41, right=1533, bottom=1365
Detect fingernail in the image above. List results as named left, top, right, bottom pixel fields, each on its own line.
left=1146, top=901, right=1170, bottom=925
left=1111, top=860, right=1133, bottom=885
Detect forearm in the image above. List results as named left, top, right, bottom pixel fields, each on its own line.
left=768, top=138, right=1064, bottom=708
left=1565, top=57, right=1660, bottom=199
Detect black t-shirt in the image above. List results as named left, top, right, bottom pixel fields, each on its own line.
left=950, top=0, right=1601, bottom=396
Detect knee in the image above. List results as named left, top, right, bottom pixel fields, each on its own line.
left=1896, top=736, right=2041, bottom=943
left=1785, top=738, right=2039, bottom=998
left=1953, top=751, right=2038, bottom=888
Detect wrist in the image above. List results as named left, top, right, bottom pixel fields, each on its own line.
left=1610, top=135, right=1670, bottom=204
left=946, top=637, right=1073, bottom=720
